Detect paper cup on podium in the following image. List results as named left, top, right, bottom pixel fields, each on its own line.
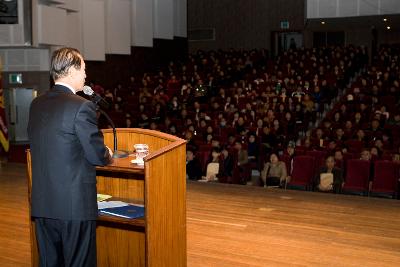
left=133, top=144, right=149, bottom=165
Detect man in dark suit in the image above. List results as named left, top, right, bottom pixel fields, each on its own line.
left=314, top=156, right=343, bottom=193
left=28, top=47, right=112, bottom=267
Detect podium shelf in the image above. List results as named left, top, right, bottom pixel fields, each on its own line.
left=97, top=214, right=145, bottom=228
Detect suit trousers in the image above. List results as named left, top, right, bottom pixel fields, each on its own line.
left=35, top=218, right=96, bottom=267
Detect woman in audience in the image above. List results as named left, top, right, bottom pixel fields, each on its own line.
left=332, top=112, right=343, bottom=129
left=125, top=118, right=132, bottom=128
left=149, top=121, right=158, bottom=131
left=137, top=113, right=150, bottom=129
left=261, top=153, right=288, bottom=188
left=201, top=147, right=222, bottom=182
left=282, top=112, right=296, bottom=138
left=370, top=146, right=381, bottom=160
left=343, top=120, right=354, bottom=140
left=352, top=112, right=364, bottom=129
left=354, top=129, right=369, bottom=147
left=303, top=94, right=315, bottom=115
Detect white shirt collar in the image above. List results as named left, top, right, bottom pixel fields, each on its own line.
left=55, top=82, right=76, bottom=94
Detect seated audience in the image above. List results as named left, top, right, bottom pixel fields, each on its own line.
left=90, top=45, right=400, bottom=192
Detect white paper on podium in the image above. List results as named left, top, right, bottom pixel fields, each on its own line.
left=97, top=201, right=129, bottom=210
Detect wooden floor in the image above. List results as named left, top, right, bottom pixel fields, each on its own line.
left=1, top=163, right=400, bottom=267
left=0, top=163, right=31, bottom=267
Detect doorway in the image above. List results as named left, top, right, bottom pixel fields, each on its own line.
left=4, top=88, right=37, bottom=142
left=272, top=32, right=303, bottom=57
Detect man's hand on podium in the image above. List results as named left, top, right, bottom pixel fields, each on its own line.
left=106, top=146, right=114, bottom=163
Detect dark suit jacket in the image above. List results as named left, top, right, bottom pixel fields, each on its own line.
left=316, top=166, right=343, bottom=185
left=186, top=158, right=202, bottom=180
left=315, top=166, right=343, bottom=193
left=28, top=84, right=110, bottom=221
left=218, top=155, right=234, bottom=178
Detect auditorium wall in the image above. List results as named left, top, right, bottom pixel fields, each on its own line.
left=85, top=37, right=188, bottom=89
left=188, top=0, right=306, bottom=52
left=379, top=29, right=400, bottom=44
left=304, top=25, right=400, bottom=52
left=188, top=0, right=400, bottom=53
left=302, top=28, right=372, bottom=48
left=21, top=0, right=188, bottom=89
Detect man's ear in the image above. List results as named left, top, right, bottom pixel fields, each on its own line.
left=68, top=66, right=78, bottom=77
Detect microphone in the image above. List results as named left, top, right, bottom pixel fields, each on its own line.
left=83, top=85, right=128, bottom=158
left=83, top=85, right=110, bottom=109
left=82, top=85, right=94, bottom=95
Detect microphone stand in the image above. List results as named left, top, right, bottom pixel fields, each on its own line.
left=97, top=108, right=129, bottom=159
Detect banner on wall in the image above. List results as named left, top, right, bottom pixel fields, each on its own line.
left=0, top=57, right=9, bottom=152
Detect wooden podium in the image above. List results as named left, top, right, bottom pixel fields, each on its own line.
left=27, top=128, right=187, bottom=267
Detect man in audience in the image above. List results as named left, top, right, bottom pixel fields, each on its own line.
left=247, top=134, right=259, bottom=164
left=186, top=150, right=202, bottom=180
left=217, top=147, right=234, bottom=183
left=334, top=150, right=344, bottom=169
left=235, top=141, right=249, bottom=168
left=360, top=149, right=372, bottom=161
left=315, top=156, right=343, bottom=193
left=334, top=128, right=347, bottom=145
left=369, top=119, right=383, bottom=140
left=234, top=141, right=249, bottom=183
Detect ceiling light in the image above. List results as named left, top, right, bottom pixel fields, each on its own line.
left=321, top=21, right=325, bottom=25
left=383, top=18, right=387, bottom=22
left=387, top=26, right=391, bottom=30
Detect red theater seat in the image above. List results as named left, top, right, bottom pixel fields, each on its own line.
left=343, top=159, right=371, bottom=195
left=196, top=150, right=210, bottom=174
left=345, top=140, right=364, bottom=153
left=280, top=154, right=293, bottom=175
left=287, top=155, right=315, bottom=190
left=306, top=150, right=327, bottom=169
left=371, top=160, right=399, bottom=198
